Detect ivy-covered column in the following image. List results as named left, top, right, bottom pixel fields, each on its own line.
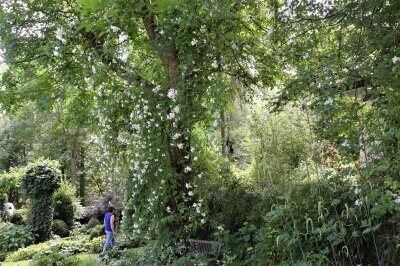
left=22, top=163, right=61, bottom=243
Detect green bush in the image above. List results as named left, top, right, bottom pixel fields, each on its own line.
left=53, top=182, right=78, bottom=227
left=32, top=252, right=80, bottom=266
left=0, top=194, right=7, bottom=220
left=9, top=212, right=24, bottom=225
left=14, top=208, right=30, bottom=222
left=0, top=252, right=7, bottom=262
left=0, top=223, right=34, bottom=253
left=205, top=174, right=265, bottom=233
left=86, top=217, right=101, bottom=231
left=96, top=248, right=141, bottom=266
left=89, top=224, right=105, bottom=240
left=52, top=219, right=70, bottom=238
left=5, top=236, right=93, bottom=262
left=90, top=236, right=105, bottom=253
left=22, top=162, right=61, bottom=243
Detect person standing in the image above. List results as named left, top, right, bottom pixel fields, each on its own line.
left=103, top=206, right=116, bottom=252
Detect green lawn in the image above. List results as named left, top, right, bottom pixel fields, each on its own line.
left=2, top=253, right=98, bottom=266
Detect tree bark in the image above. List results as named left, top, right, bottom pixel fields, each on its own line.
left=221, top=108, right=230, bottom=156
left=70, top=129, right=80, bottom=188
left=142, top=7, right=195, bottom=240
left=78, top=146, right=85, bottom=205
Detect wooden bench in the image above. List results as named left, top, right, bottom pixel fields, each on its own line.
left=188, top=239, right=222, bottom=258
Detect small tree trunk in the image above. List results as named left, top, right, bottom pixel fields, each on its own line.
left=221, top=108, right=230, bottom=156
left=70, top=129, right=80, bottom=188
left=78, top=146, right=86, bottom=205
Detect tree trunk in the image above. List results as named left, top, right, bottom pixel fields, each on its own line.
left=221, top=108, right=230, bottom=156
left=78, top=146, right=85, bottom=205
left=142, top=9, right=195, bottom=241
left=70, top=129, right=80, bottom=188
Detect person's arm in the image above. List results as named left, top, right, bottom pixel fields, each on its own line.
left=110, top=215, right=115, bottom=235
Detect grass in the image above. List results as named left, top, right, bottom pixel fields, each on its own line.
left=2, top=253, right=99, bottom=266
left=1, top=259, right=31, bottom=266
left=2, top=247, right=145, bottom=266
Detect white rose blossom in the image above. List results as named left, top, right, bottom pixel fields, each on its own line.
left=191, top=38, right=198, bottom=45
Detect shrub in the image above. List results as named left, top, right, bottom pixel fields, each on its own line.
left=9, top=212, right=24, bottom=225
left=32, top=252, right=80, bottom=266
left=117, top=234, right=142, bottom=249
left=90, top=236, right=105, bottom=253
left=205, top=174, right=265, bottom=233
left=86, top=217, right=101, bottom=231
left=22, top=162, right=61, bottom=243
left=0, top=223, right=34, bottom=253
left=89, top=224, right=105, bottom=240
left=0, top=194, right=7, bottom=220
left=53, top=182, right=79, bottom=227
left=96, top=248, right=140, bottom=266
left=215, top=223, right=259, bottom=265
left=81, top=193, right=113, bottom=221
left=52, top=219, right=70, bottom=238
left=5, top=236, right=93, bottom=262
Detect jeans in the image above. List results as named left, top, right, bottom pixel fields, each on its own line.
left=103, top=231, right=116, bottom=251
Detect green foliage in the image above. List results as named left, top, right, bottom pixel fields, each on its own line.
left=21, top=162, right=61, bottom=197
left=89, top=224, right=105, bottom=240
left=96, top=248, right=137, bottom=266
left=52, top=219, right=70, bottom=238
left=0, top=223, right=34, bottom=253
left=89, top=236, right=105, bottom=253
left=32, top=252, right=80, bottom=266
left=21, top=161, right=61, bottom=243
left=86, top=217, right=101, bottom=231
left=53, top=181, right=79, bottom=227
left=9, top=212, right=24, bottom=225
left=206, top=174, right=265, bottom=233
left=0, top=166, right=24, bottom=218
left=0, top=106, right=37, bottom=171
left=216, top=223, right=259, bottom=265
left=0, top=193, right=6, bottom=220
left=5, top=235, right=99, bottom=262
left=256, top=172, right=400, bottom=265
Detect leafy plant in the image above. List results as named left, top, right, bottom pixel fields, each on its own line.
left=215, top=222, right=259, bottom=265
left=5, top=235, right=99, bottom=262
left=32, top=252, right=80, bottom=266
left=0, top=223, right=34, bottom=253
left=86, top=217, right=101, bottom=231
left=9, top=212, right=24, bottom=225
left=89, top=236, right=105, bottom=253
left=21, top=161, right=61, bottom=242
left=52, top=219, right=70, bottom=238
left=89, top=224, right=105, bottom=240
left=53, top=181, right=79, bottom=227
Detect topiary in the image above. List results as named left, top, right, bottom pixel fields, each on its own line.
left=86, top=217, right=101, bottom=231
left=89, top=224, right=105, bottom=240
left=21, top=162, right=61, bottom=243
left=53, top=182, right=77, bottom=227
left=9, top=212, right=24, bottom=225
left=52, top=219, right=70, bottom=238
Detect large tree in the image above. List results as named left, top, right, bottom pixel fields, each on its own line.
left=0, top=0, right=277, bottom=255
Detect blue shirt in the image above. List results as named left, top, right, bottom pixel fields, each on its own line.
left=104, top=212, right=113, bottom=232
